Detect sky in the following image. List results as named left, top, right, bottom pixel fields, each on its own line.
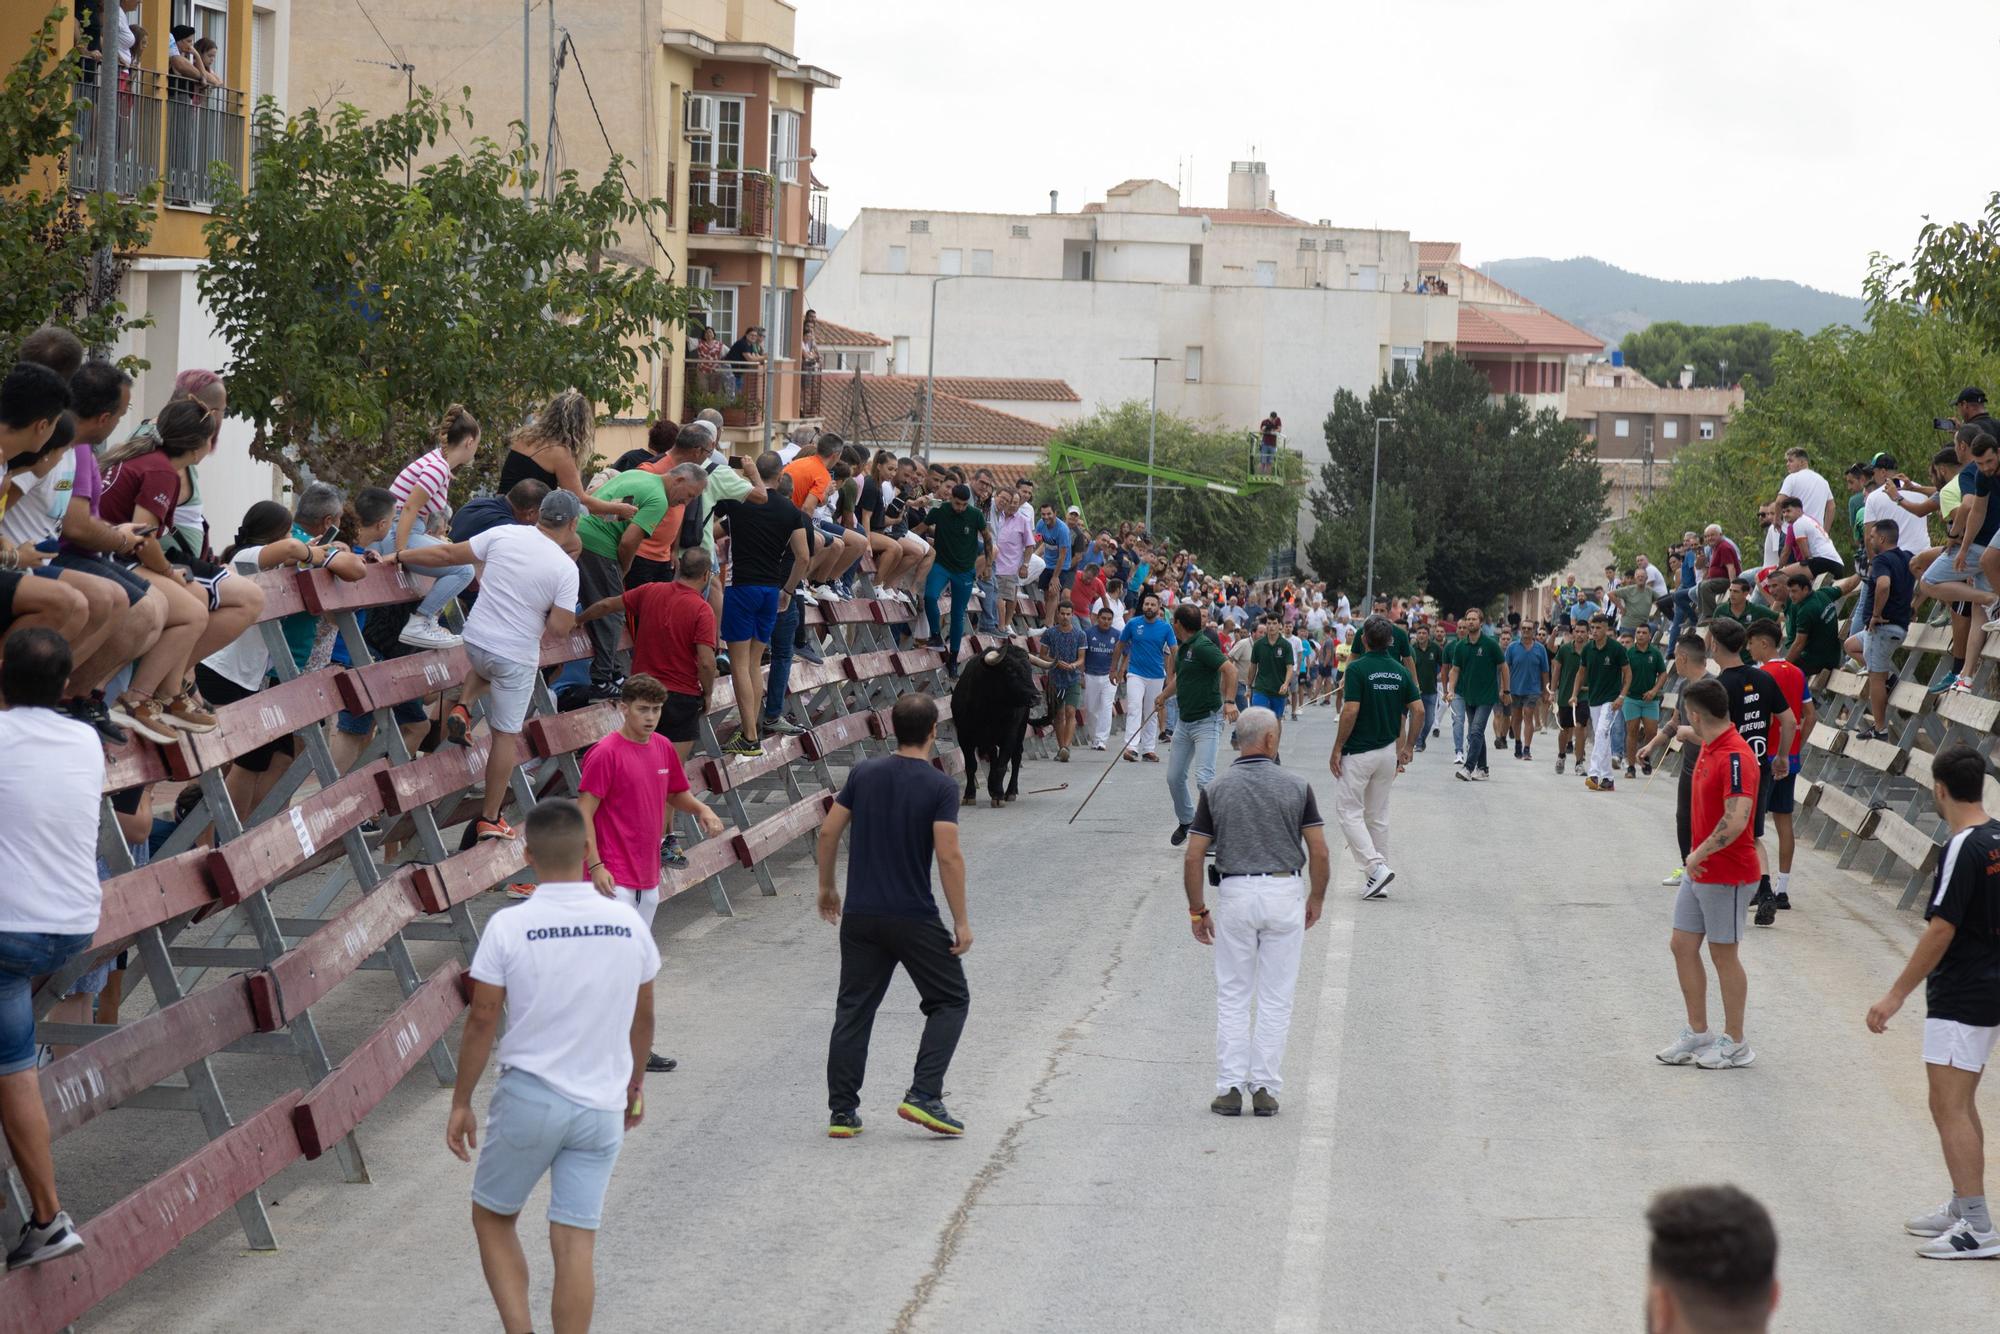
left=794, top=0, right=1994, bottom=298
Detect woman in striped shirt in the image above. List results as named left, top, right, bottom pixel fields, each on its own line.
left=382, top=405, right=480, bottom=649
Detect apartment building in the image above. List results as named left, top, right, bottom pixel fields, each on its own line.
left=288, top=0, right=837, bottom=456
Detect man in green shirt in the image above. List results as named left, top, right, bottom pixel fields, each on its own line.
left=1250, top=617, right=1296, bottom=718
left=1410, top=623, right=1446, bottom=753
left=1329, top=617, right=1423, bottom=899
left=1369, top=595, right=1419, bottom=680
left=1553, top=622, right=1587, bottom=775
left=1443, top=608, right=1505, bottom=779
left=1615, top=572, right=1656, bottom=633
left=1159, top=604, right=1238, bottom=845
left=1572, top=614, right=1631, bottom=791
left=916, top=483, right=993, bottom=674
left=1720, top=577, right=1780, bottom=628
left=1622, top=622, right=1669, bottom=780
left=573, top=464, right=705, bottom=693
left=1776, top=572, right=1844, bottom=672
left=577, top=468, right=672, bottom=570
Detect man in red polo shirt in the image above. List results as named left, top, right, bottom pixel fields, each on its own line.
left=1656, top=677, right=1761, bottom=1072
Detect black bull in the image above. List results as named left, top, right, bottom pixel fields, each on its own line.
left=948, top=643, right=1047, bottom=807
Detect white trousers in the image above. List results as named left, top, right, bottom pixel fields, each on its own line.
left=1213, top=874, right=1306, bottom=1094
left=1587, top=702, right=1618, bottom=780
left=1334, top=745, right=1397, bottom=869
left=615, top=885, right=660, bottom=933
left=1124, top=674, right=1164, bottom=755
left=1083, top=672, right=1117, bottom=747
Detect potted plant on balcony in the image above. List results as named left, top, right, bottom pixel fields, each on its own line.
left=688, top=201, right=716, bottom=235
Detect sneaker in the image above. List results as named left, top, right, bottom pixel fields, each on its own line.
left=1774, top=892, right=1792, bottom=911
left=1522, top=749, right=1533, bottom=762
left=110, top=694, right=177, bottom=745
left=1472, top=769, right=1490, bottom=781
left=1754, top=893, right=1777, bottom=927
left=1171, top=823, right=1190, bottom=847
left=1917, top=1217, right=2000, bottom=1259
left=723, top=731, right=764, bottom=757
left=661, top=835, right=689, bottom=869
left=1513, top=742, right=1524, bottom=759
left=6, top=1211, right=84, bottom=1269
left=1092, top=742, right=1107, bottom=751
left=1160, top=729, right=1175, bottom=743
left=398, top=612, right=463, bottom=649
left=1452, top=749, right=1464, bottom=765
left=1598, top=778, right=1614, bottom=792
left=794, top=586, right=819, bottom=606
left=1949, top=676, right=1976, bottom=694
left=1928, top=672, right=1961, bottom=695
left=162, top=692, right=217, bottom=733
left=503, top=882, right=535, bottom=899
left=644, top=1052, right=677, bottom=1073
left=1555, top=755, right=1566, bottom=774
left=1432, top=728, right=1440, bottom=738
left=763, top=714, right=806, bottom=737
left=1655, top=1026, right=1716, bottom=1066
left=1662, top=867, right=1685, bottom=886
left=1907, top=1200, right=1961, bottom=1238
left=445, top=703, right=472, bottom=747
left=1210, top=1088, right=1243, bottom=1117
left=897, top=1095, right=964, bottom=1136
left=1454, top=767, right=1472, bottom=783
left=797, top=640, right=826, bottom=666
left=827, top=1111, right=863, bottom=1139
left=1056, top=747, right=1070, bottom=762
left=1626, top=764, right=1637, bottom=779
left=1141, top=751, right=1160, bottom=763
left=474, top=816, right=516, bottom=842
left=1361, top=863, right=1394, bottom=900
left=1641, top=759, right=1653, bottom=775
left=1251, top=1087, right=1279, bottom=1117
left=64, top=695, right=127, bottom=745
left=1694, top=1036, right=1755, bottom=1069
left=812, top=584, right=842, bottom=602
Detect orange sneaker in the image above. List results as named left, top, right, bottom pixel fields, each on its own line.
left=163, top=692, right=217, bottom=733
left=474, top=816, right=517, bottom=842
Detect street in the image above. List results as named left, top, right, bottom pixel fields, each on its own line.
left=79, top=704, right=1998, bottom=1332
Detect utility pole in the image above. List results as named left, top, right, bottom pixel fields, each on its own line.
left=1364, top=416, right=1396, bottom=608
left=1121, top=355, right=1175, bottom=534
left=922, top=273, right=959, bottom=464
left=357, top=59, right=418, bottom=186
left=89, top=18, right=119, bottom=348
left=765, top=155, right=812, bottom=454
left=521, top=0, right=531, bottom=201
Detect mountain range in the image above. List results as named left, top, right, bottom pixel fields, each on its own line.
left=1477, top=256, right=1867, bottom=346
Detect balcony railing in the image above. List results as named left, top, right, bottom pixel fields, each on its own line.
left=687, top=167, right=772, bottom=238
left=807, top=189, right=829, bottom=249
left=165, top=85, right=245, bottom=208
left=69, top=69, right=162, bottom=197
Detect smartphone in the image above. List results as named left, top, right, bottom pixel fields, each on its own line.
left=132, top=525, right=158, bottom=538
left=1935, top=417, right=1958, bottom=431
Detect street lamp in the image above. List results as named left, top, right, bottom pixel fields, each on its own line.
left=764, top=153, right=815, bottom=454
left=1121, top=356, right=1175, bottom=533
left=1363, top=416, right=1396, bottom=608
left=921, top=273, right=961, bottom=463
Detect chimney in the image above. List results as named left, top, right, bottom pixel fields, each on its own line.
left=1049, top=189, right=1059, bottom=214
left=1227, top=160, right=1271, bottom=212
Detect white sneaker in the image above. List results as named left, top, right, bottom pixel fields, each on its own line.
left=1655, top=1025, right=1715, bottom=1065
left=813, top=584, right=842, bottom=602
left=398, top=613, right=463, bottom=649
left=1907, top=1199, right=1961, bottom=1238
left=6, top=1210, right=84, bottom=1268
left=1361, top=863, right=1394, bottom=900
left=1917, top=1216, right=2000, bottom=1259
left=1662, top=867, right=1685, bottom=886
left=1694, top=1036, right=1755, bottom=1069
left=1452, top=749, right=1464, bottom=765
left=795, top=585, right=819, bottom=604
left=1468, top=769, right=1488, bottom=782
left=1949, top=676, right=1976, bottom=694
left=1984, top=617, right=2000, bottom=633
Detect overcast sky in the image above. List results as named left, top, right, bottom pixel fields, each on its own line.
left=795, top=0, right=1992, bottom=298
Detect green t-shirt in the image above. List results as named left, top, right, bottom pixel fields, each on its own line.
left=1173, top=630, right=1227, bottom=722
left=1449, top=633, right=1505, bottom=708
left=1785, top=586, right=1845, bottom=671
left=921, top=502, right=987, bottom=572
left=1615, top=583, right=1654, bottom=629
left=1720, top=599, right=1779, bottom=626
left=1847, top=490, right=1867, bottom=547
left=1341, top=651, right=1420, bottom=756
left=1411, top=640, right=1445, bottom=695
left=1554, top=639, right=1584, bottom=699
left=1386, top=622, right=1412, bottom=663
left=1579, top=638, right=1629, bottom=707
left=577, top=471, right=670, bottom=561
left=1250, top=636, right=1294, bottom=695
left=1625, top=644, right=1667, bottom=698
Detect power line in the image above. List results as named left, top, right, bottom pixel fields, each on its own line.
left=559, top=33, right=675, bottom=280
left=349, top=0, right=403, bottom=66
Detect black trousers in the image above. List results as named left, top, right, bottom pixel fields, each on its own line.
left=1677, top=746, right=1696, bottom=862
left=575, top=550, right=628, bottom=687
left=826, top=913, right=970, bottom=1115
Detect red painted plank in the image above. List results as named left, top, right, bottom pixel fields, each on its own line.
left=424, top=837, right=528, bottom=912
left=92, top=848, right=217, bottom=949
left=522, top=701, right=618, bottom=760
left=538, top=621, right=627, bottom=668
left=894, top=649, right=946, bottom=675
left=842, top=651, right=898, bottom=682
left=182, top=666, right=342, bottom=774
left=699, top=734, right=805, bottom=793
left=100, top=734, right=171, bottom=795
left=205, top=761, right=389, bottom=905
left=0, top=1092, right=304, bottom=1334
left=730, top=793, right=835, bottom=866
left=344, top=647, right=467, bottom=712
left=242, top=567, right=308, bottom=621
left=293, top=962, right=467, bottom=1160
left=246, top=869, right=427, bottom=1031
left=801, top=711, right=874, bottom=761
left=935, top=749, right=966, bottom=776
left=297, top=561, right=418, bottom=615
left=816, top=598, right=883, bottom=626
left=785, top=659, right=848, bottom=693
left=661, top=832, right=745, bottom=895
left=374, top=736, right=491, bottom=813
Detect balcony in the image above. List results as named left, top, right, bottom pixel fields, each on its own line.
left=69, top=69, right=162, bottom=197
left=807, top=189, right=829, bottom=249
left=165, top=86, right=245, bottom=209
left=68, top=70, right=245, bottom=210
left=687, top=167, right=772, bottom=238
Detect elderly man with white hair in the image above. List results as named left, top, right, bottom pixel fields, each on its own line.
left=1180, top=707, right=1331, bottom=1118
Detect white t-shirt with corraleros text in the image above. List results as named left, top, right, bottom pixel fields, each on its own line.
left=0, top=708, right=107, bottom=934
left=469, top=881, right=661, bottom=1111
left=462, top=524, right=580, bottom=664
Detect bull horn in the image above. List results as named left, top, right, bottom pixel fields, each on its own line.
left=983, top=649, right=1002, bottom=666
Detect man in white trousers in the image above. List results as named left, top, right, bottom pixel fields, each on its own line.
left=1080, top=603, right=1121, bottom=750
left=1329, top=617, right=1423, bottom=901
left=1570, top=613, right=1631, bottom=793
left=1113, top=591, right=1175, bottom=762
left=1181, top=708, right=1331, bottom=1118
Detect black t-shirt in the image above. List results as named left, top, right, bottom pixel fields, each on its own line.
left=1715, top=662, right=1788, bottom=762
left=859, top=475, right=888, bottom=532
left=1927, top=819, right=2000, bottom=1026
left=1868, top=548, right=1916, bottom=628
left=715, top=493, right=807, bottom=587
left=448, top=496, right=519, bottom=543
left=835, top=754, right=961, bottom=919
left=724, top=337, right=758, bottom=365
left=611, top=448, right=661, bottom=473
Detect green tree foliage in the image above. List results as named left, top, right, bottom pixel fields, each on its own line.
left=1872, top=190, right=2000, bottom=353
left=1033, top=402, right=1306, bottom=578
left=200, top=90, right=691, bottom=493
left=1610, top=300, right=2000, bottom=567
left=1617, top=321, right=1793, bottom=390
left=0, top=7, right=154, bottom=359
left=1308, top=353, right=1608, bottom=612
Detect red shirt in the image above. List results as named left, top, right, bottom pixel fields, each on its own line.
left=1690, top=726, right=1761, bottom=884
left=1706, top=537, right=1741, bottom=579
left=624, top=580, right=717, bottom=696
left=1070, top=570, right=1106, bottom=614
left=99, top=450, right=183, bottom=531
left=1760, top=657, right=1809, bottom=759
left=578, top=730, right=690, bottom=891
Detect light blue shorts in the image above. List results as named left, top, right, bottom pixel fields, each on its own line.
left=465, top=643, right=539, bottom=735
left=470, top=1068, right=624, bottom=1229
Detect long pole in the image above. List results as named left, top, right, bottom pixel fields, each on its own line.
left=90, top=18, right=118, bottom=345
left=1364, top=416, right=1393, bottom=608
left=521, top=0, right=531, bottom=201
left=764, top=179, right=778, bottom=453
left=922, top=275, right=947, bottom=464
left=1145, top=358, right=1159, bottom=534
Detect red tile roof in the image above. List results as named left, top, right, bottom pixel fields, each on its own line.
left=817, top=375, right=1057, bottom=450
left=927, top=376, right=1079, bottom=403
left=1416, top=241, right=1459, bottom=265
left=811, top=319, right=888, bottom=348
left=1455, top=304, right=1604, bottom=354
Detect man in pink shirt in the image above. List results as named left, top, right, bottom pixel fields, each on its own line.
left=989, top=485, right=1035, bottom=629
left=578, top=674, right=724, bottom=1073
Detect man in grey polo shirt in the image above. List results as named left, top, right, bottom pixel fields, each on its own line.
left=1181, top=707, right=1331, bottom=1117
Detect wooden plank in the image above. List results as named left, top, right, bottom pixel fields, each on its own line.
left=1938, top=690, right=2000, bottom=733
left=293, top=963, right=467, bottom=1160
left=661, top=833, right=746, bottom=895
left=1845, top=737, right=1905, bottom=774
left=92, top=848, right=218, bottom=949
left=785, top=659, right=848, bottom=693
left=1814, top=786, right=1879, bottom=838
left=1806, top=723, right=1847, bottom=755
left=182, top=666, right=343, bottom=774
left=344, top=646, right=467, bottom=712
left=1902, top=746, right=1934, bottom=789
left=100, top=734, right=172, bottom=795
left=522, top=702, right=619, bottom=760
left=894, top=649, right=946, bottom=675
left=801, top=710, right=874, bottom=761
left=934, top=749, right=966, bottom=777
left=1824, top=669, right=1865, bottom=700
left=700, top=735, right=806, bottom=793
left=297, top=562, right=418, bottom=615
left=422, top=837, right=527, bottom=912
left=1875, top=810, right=1941, bottom=874
left=1904, top=622, right=1954, bottom=653
left=731, top=793, right=835, bottom=866
left=842, top=650, right=898, bottom=682
left=205, top=761, right=389, bottom=905
left=816, top=598, right=884, bottom=626
left=246, top=868, right=427, bottom=1031
left=241, top=566, right=309, bottom=621
left=1889, top=680, right=1932, bottom=715
left=538, top=621, right=626, bottom=669
left=375, top=736, right=491, bottom=813
left=0, top=1093, right=304, bottom=1334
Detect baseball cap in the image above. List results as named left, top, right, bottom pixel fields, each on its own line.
left=539, top=490, right=584, bottom=525
left=1869, top=452, right=1898, bottom=471
left=1957, top=387, right=1987, bottom=406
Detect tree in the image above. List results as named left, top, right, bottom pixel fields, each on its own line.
left=1033, top=402, right=1306, bottom=578
left=0, top=6, right=154, bottom=359
left=200, top=89, right=692, bottom=494
left=1304, top=481, right=1427, bottom=599
left=1617, top=321, right=1793, bottom=390
left=1871, top=190, right=2000, bottom=353
left=1308, top=353, right=1608, bottom=612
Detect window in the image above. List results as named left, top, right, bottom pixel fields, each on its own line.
left=768, top=109, right=802, bottom=182
left=892, top=335, right=911, bottom=373
left=1184, top=347, right=1203, bottom=383
left=688, top=96, right=742, bottom=168
left=969, top=249, right=993, bottom=276
left=1663, top=420, right=1678, bottom=440
left=1255, top=260, right=1277, bottom=287
left=938, top=248, right=962, bottom=276
left=1297, top=237, right=1317, bottom=252
left=1391, top=346, right=1421, bottom=380
left=700, top=286, right=738, bottom=346
left=762, top=287, right=795, bottom=360
left=909, top=218, right=930, bottom=234
left=1699, top=420, right=1716, bottom=441
left=887, top=245, right=908, bottom=274
left=1010, top=224, right=1031, bottom=239
left=1614, top=418, right=1630, bottom=438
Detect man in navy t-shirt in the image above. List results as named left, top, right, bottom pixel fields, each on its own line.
left=1080, top=604, right=1121, bottom=751
left=816, top=693, right=972, bottom=1138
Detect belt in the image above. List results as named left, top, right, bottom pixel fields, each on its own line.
left=1217, top=871, right=1300, bottom=881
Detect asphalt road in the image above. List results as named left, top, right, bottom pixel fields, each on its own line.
left=71, top=704, right=1999, bottom=1332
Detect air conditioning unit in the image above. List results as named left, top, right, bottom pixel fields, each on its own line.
left=686, top=265, right=714, bottom=291
left=909, top=219, right=930, bottom=234
left=682, top=92, right=715, bottom=139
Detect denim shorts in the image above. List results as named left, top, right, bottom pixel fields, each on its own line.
left=0, top=931, right=96, bottom=1075
left=470, top=1068, right=625, bottom=1229
left=335, top=698, right=431, bottom=736
left=1862, top=624, right=1906, bottom=674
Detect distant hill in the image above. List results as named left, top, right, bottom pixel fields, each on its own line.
left=1478, top=256, right=1867, bottom=346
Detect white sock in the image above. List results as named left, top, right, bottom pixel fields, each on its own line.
left=1775, top=871, right=1790, bottom=897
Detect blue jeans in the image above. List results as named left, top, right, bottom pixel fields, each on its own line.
left=763, top=597, right=801, bottom=723
left=1165, top=694, right=1181, bottom=732
left=376, top=519, right=473, bottom=619
left=1251, top=690, right=1287, bottom=719
left=1417, top=692, right=1437, bottom=749
left=926, top=565, right=976, bottom=665
left=1665, top=589, right=1694, bottom=650
left=974, top=573, right=1000, bottom=632
left=1166, top=712, right=1224, bottom=826
left=1450, top=695, right=1467, bottom=752
left=1, top=930, right=95, bottom=1075
left=1463, top=703, right=1494, bottom=771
